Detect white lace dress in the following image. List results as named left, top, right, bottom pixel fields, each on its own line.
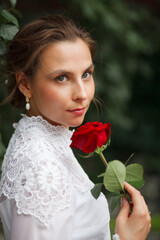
left=0, top=115, right=120, bottom=240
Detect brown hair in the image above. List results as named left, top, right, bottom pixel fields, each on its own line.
left=4, top=14, right=96, bottom=108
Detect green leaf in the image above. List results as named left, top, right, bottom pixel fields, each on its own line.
left=126, top=163, right=144, bottom=181
left=0, top=13, right=6, bottom=24
left=1, top=10, right=19, bottom=27
left=127, top=180, right=145, bottom=189
left=91, top=183, right=103, bottom=199
left=9, top=0, right=17, bottom=8
left=98, top=172, right=105, bottom=178
left=109, top=191, right=122, bottom=197
left=103, top=160, right=126, bottom=192
left=0, top=39, right=7, bottom=55
left=0, top=24, right=19, bottom=40
left=10, top=8, right=22, bottom=18
left=109, top=194, right=122, bottom=213
left=125, top=163, right=144, bottom=190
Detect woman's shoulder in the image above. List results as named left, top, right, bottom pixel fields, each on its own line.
left=5, top=114, right=73, bottom=159
left=11, top=114, right=73, bottom=151
left=1, top=115, right=73, bottom=180
left=0, top=154, right=73, bottom=226
left=2, top=116, right=53, bottom=167
left=0, top=116, right=74, bottom=226
left=0, top=114, right=73, bottom=197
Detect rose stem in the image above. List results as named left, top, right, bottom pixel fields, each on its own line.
left=99, top=152, right=108, bottom=167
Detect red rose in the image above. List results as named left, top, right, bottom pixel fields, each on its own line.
left=70, top=122, right=111, bottom=153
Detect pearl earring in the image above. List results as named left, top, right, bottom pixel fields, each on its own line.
left=25, top=96, right=30, bottom=110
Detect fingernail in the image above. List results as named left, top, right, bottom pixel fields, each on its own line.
left=121, top=197, right=127, bottom=206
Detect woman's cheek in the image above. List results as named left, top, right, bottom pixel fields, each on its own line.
left=38, top=85, right=58, bottom=102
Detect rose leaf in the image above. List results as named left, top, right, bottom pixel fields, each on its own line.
left=109, top=194, right=122, bottom=213
left=98, top=172, right=105, bottom=178
left=125, top=163, right=144, bottom=189
left=91, top=183, right=103, bottom=199
left=103, top=160, right=126, bottom=192
left=126, top=180, right=145, bottom=189
left=126, top=163, right=144, bottom=181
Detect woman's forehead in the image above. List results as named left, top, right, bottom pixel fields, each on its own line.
left=37, top=39, right=93, bottom=73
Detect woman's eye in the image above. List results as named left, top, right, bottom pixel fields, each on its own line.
left=56, top=75, right=67, bottom=82
left=82, top=72, right=91, bottom=79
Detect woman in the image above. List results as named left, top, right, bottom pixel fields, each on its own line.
left=0, top=15, right=151, bottom=240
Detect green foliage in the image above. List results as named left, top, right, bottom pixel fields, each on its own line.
left=0, top=23, right=18, bottom=40
left=110, top=218, right=116, bottom=236
left=104, top=160, right=144, bottom=191
left=9, top=0, right=17, bottom=8
left=0, top=9, right=19, bottom=41
left=91, top=153, right=144, bottom=212
left=91, top=183, right=103, bottom=199
left=0, top=0, right=19, bottom=166
left=0, top=39, right=6, bottom=55
left=151, top=215, right=160, bottom=232
left=108, top=192, right=123, bottom=213
left=104, top=160, right=126, bottom=192
left=126, top=163, right=143, bottom=181
left=0, top=9, right=18, bottom=27
left=126, top=163, right=144, bottom=187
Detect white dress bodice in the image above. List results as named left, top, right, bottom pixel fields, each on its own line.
left=0, top=115, right=119, bottom=240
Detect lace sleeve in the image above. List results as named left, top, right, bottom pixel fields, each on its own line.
left=0, top=135, right=73, bottom=226
left=10, top=191, right=75, bottom=240
left=15, top=158, right=72, bottom=226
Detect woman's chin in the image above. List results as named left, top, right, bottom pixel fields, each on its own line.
left=69, top=119, right=84, bottom=128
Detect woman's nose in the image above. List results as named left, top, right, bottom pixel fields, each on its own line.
left=72, top=80, right=87, bottom=101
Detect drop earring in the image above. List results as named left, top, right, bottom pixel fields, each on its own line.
left=25, top=96, right=30, bottom=110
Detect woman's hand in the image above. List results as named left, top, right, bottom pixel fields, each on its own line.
left=115, top=182, right=151, bottom=240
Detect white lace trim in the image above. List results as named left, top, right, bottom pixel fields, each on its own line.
left=112, top=234, right=120, bottom=240
left=0, top=115, right=93, bottom=226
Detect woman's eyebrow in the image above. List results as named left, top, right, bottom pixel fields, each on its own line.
left=47, top=63, right=95, bottom=78
left=84, top=63, right=95, bottom=72
left=47, top=70, right=71, bottom=78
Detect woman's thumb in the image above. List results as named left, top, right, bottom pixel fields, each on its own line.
left=118, top=197, right=130, bottom=218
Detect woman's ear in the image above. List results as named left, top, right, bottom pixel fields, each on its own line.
left=16, top=71, right=32, bottom=98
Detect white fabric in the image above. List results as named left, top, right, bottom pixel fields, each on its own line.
left=112, top=234, right=120, bottom=240
left=0, top=114, right=119, bottom=240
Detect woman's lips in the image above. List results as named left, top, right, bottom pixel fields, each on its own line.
left=67, top=107, right=85, bottom=115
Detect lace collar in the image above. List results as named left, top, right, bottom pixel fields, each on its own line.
left=13, top=114, right=74, bottom=140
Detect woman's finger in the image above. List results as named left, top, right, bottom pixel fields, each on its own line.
left=124, top=182, right=148, bottom=213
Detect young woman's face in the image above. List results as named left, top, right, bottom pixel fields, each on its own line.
left=28, top=39, right=95, bottom=128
